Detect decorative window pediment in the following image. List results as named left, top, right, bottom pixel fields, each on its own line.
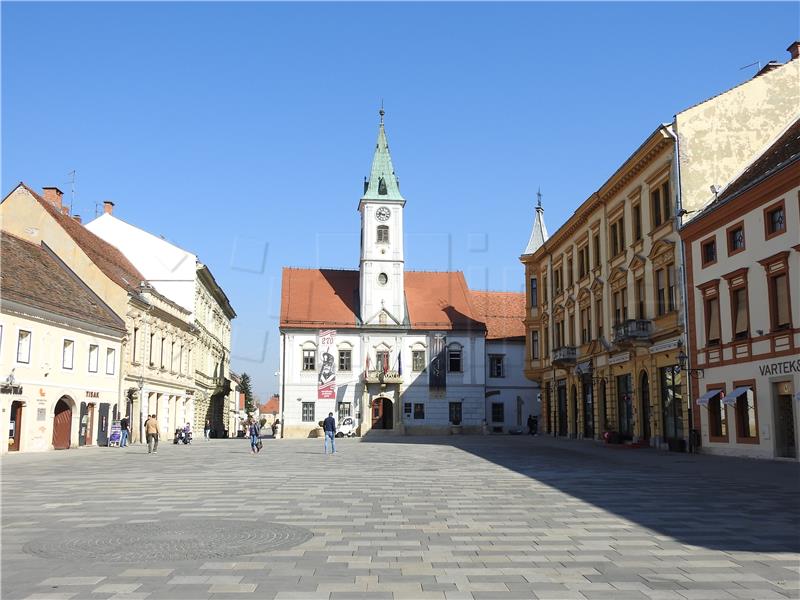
left=590, top=277, right=605, bottom=295
left=628, top=253, right=646, bottom=273
left=564, top=294, right=576, bottom=310
left=577, top=287, right=591, bottom=307
left=301, top=340, right=318, bottom=350
left=609, top=266, right=628, bottom=292
left=648, top=239, right=675, bottom=267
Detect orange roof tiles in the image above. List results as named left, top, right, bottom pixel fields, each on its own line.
left=469, top=291, right=526, bottom=340
left=280, top=268, right=486, bottom=332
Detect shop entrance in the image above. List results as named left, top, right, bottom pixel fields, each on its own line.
left=617, top=374, right=633, bottom=440
left=570, top=385, right=578, bottom=437
left=97, top=403, right=110, bottom=446
left=557, top=381, right=567, bottom=436
left=640, top=371, right=651, bottom=442
left=9, top=401, right=23, bottom=451
left=774, top=383, right=796, bottom=459
left=660, top=365, right=685, bottom=452
left=582, top=377, right=594, bottom=438
left=371, top=396, right=393, bottom=429
left=53, top=398, right=72, bottom=450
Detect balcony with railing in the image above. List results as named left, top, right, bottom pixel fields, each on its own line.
left=552, top=346, right=577, bottom=367
left=613, top=319, right=653, bottom=346
left=363, top=369, right=403, bottom=385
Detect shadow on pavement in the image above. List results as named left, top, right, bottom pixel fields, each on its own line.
left=362, top=434, right=800, bottom=554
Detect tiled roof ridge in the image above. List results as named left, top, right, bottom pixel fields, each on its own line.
left=282, top=266, right=357, bottom=272
left=471, top=290, right=525, bottom=296
left=16, top=182, right=146, bottom=292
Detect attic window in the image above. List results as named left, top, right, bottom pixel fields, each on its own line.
left=378, top=177, right=387, bottom=195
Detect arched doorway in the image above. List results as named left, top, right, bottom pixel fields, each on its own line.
left=9, top=401, right=23, bottom=451
left=640, top=371, right=651, bottom=442
left=371, top=396, right=393, bottom=430
left=617, top=373, right=633, bottom=440
left=570, top=385, right=578, bottom=437
left=53, top=398, right=73, bottom=450
left=599, top=379, right=607, bottom=432
left=557, top=381, right=567, bottom=436
left=582, top=377, right=594, bottom=439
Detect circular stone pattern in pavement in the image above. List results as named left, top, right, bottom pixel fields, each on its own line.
left=23, top=519, right=313, bottom=562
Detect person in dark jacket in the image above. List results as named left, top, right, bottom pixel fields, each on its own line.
left=527, top=414, right=536, bottom=435
left=323, top=413, right=336, bottom=455
left=120, top=416, right=130, bottom=447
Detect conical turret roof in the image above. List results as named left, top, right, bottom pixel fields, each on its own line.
left=523, top=189, right=549, bottom=255
left=361, top=109, right=404, bottom=202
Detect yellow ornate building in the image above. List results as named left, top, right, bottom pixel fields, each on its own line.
left=521, top=126, right=690, bottom=450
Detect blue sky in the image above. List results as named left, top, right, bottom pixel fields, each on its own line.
left=3, top=2, right=797, bottom=399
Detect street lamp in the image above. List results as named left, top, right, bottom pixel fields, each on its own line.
left=677, top=349, right=704, bottom=379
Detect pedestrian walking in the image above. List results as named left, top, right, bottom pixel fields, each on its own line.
left=204, top=419, right=211, bottom=440
left=323, top=412, right=336, bottom=455
left=145, top=414, right=160, bottom=454
left=249, top=418, right=262, bottom=454
left=120, top=416, right=130, bottom=447
left=527, top=414, right=536, bottom=435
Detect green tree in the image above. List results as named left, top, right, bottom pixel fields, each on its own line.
left=240, top=372, right=256, bottom=415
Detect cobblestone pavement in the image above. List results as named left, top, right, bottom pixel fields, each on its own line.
left=2, top=435, right=799, bottom=600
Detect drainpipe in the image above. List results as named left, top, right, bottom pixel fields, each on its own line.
left=666, top=123, right=695, bottom=453
left=279, top=331, right=286, bottom=439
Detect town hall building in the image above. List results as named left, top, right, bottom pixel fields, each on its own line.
left=279, top=112, right=539, bottom=437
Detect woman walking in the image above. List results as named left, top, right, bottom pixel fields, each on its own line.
left=204, top=419, right=211, bottom=441
left=249, top=418, right=261, bottom=455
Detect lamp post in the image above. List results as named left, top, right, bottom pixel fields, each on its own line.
left=676, top=349, right=703, bottom=454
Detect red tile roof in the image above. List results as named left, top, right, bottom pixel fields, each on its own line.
left=280, top=268, right=485, bottom=332
left=1, top=232, right=125, bottom=332
left=14, top=183, right=146, bottom=293
left=469, top=291, right=526, bottom=340
left=260, top=397, right=280, bottom=415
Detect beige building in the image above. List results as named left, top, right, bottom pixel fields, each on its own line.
left=522, top=126, right=688, bottom=449
left=682, top=118, right=800, bottom=460
left=1, top=184, right=196, bottom=444
left=0, top=231, right=126, bottom=453
left=85, top=208, right=236, bottom=437
left=521, top=39, right=800, bottom=453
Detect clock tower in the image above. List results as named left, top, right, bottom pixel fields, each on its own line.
left=358, top=109, right=406, bottom=326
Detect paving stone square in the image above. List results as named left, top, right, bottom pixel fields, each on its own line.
left=2, top=435, right=799, bottom=599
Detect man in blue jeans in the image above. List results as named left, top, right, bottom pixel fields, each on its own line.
left=323, top=412, right=336, bottom=455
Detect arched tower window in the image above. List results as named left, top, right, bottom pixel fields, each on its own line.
left=377, top=225, right=389, bottom=243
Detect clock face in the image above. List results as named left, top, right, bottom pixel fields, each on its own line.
left=378, top=273, right=388, bottom=286
left=375, top=207, right=391, bottom=221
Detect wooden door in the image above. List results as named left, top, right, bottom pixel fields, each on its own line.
left=372, top=398, right=383, bottom=429
left=53, top=400, right=72, bottom=450
left=9, top=401, right=22, bottom=451
left=97, top=403, right=110, bottom=446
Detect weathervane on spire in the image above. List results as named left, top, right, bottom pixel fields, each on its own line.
left=536, top=187, right=543, bottom=209
left=379, top=99, right=385, bottom=124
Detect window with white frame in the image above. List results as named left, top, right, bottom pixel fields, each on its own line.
left=106, top=348, right=116, bottom=375
left=63, top=339, right=75, bottom=370
left=302, top=349, right=316, bottom=371
left=447, top=345, right=462, bottom=372
left=489, top=354, right=504, bottom=378
left=412, top=349, right=426, bottom=372
left=88, top=344, right=99, bottom=373
left=17, top=330, right=31, bottom=363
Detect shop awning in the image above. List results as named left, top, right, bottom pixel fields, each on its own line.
left=696, top=390, right=721, bottom=407
left=721, top=386, right=751, bottom=406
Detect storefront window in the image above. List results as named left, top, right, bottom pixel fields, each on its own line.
left=660, top=365, right=684, bottom=447
left=616, top=374, right=633, bottom=438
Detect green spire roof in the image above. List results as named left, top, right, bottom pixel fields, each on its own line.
left=361, top=110, right=405, bottom=202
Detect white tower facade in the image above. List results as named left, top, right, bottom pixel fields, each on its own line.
left=359, top=110, right=406, bottom=326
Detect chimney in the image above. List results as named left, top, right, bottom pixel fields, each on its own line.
left=42, top=187, right=64, bottom=209
left=61, top=206, right=69, bottom=216
left=788, top=41, right=800, bottom=61
left=103, top=200, right=115, bottom=215
left=72, top=215, right=82, bottom=224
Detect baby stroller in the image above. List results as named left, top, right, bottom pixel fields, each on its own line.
left=173, top=428, right=190, bottom=444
